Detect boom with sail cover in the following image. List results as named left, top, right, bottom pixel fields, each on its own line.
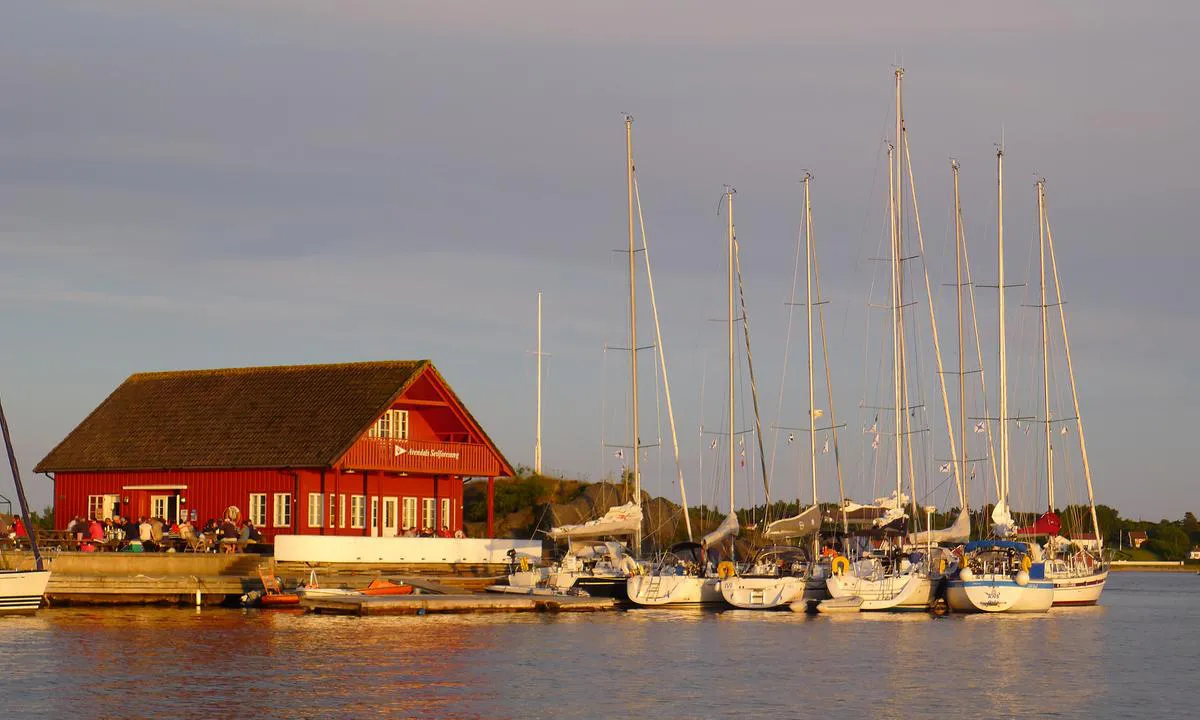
left=548, top=502, right=643, bottom=541
left=761, top=504, right=821, bottom=541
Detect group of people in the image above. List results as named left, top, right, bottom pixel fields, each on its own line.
left=400, top=525, right=465, bottom=538
left=63, top=514, right=263, bottom=552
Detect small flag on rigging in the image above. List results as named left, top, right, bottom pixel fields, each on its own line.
left=871, top=434, right=880, bottom=450
left=710, top=439, right=718, bottom=449
left=1061, top=426, right=1069, bottom=435
left=614, top=449, right=624, bottom=459
left=811, top=408, right=825, bottom=419
left=787, top=432, right=795, bottom=444
left=974, top=421, right=986, bottom=434
left=939, top=462, right=952, bottom=473
left=822, top=436, right=830, bottom=454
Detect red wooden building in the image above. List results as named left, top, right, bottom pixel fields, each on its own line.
left=36, top=360, right=514, bottom=542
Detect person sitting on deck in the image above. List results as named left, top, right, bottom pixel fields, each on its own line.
left=402, top=526, right=417, bottom=538
left=150, top=517, right=165, bottom=545
left=81, top=517, right=104, bottom=551
left=13, top=516, right=27, bottom=539
left=138, top=517, right=156, bottom=551
left=239, top=519, right=262, bottom=545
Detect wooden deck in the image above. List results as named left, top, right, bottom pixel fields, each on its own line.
left=301, top=593, right=618, bottom=616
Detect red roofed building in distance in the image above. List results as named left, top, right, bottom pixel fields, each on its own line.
left=35, top=360, right=514, bottom=542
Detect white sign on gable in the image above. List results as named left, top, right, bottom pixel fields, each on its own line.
left=394, top=445, right=460, bottom=460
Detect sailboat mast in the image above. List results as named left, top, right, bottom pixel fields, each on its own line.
left=888, top=142, right=903, bottom=505
left=0, top=393, right=43, bottom=571
left=625, top=115, right=641, bottom=552
left=535, top=290, right=543, bottom=475
left=997, top=148, right=1009, bottom=508
left=1038, top=180, right=1053, bottom=511
left=953, top=160, right=968, bottom=519
left=803, top=174, right=818, bottom=557
left=727, top=189, right=736, bottom=522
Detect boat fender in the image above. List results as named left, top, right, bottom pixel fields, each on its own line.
left=959, top=567, right=975, bottom=582
left=1014, top=569, right=1030, bottom=587
left=831, top=555, right=850, bottom=576
left=1021, top=555, right=1032, bottom=572
left=519, top=556, right=531, bottom=573
left=717, top=561, right=736, bottom=580
left=938, top=558, right=947, bottom=575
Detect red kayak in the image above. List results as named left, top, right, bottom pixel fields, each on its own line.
left=359, top=579, right=414, bottom=596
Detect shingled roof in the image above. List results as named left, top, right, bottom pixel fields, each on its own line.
left=36, top=360, right=445, bottom=472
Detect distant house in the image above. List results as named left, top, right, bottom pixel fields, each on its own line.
left=1128, top=530, right=1149, bottom=549
left=1069, top=533, right=1100, bottom=551
left=1189, top=546, right=1200, bottom=561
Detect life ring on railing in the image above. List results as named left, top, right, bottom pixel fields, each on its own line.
left=717, top=561, right=736, bottom=580
left=831, top=555, right=850, bottom=576
left=1020, top=555, right=1032, bottom=572
left=518, top=556, right=530, bottom=572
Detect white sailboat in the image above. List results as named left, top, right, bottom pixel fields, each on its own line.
left=628, top=187, right=741, bottom=607
left=0, top=389, right=50, bottom=614
left=825, top=69, right=951, bottom=611
left=1028, top=180, right=1109, bottom=606
left=506, top=117, right=693, bottom=600
left=723, top=174, right=827, bottom=610
left=945, top=147, right=1053, bottom=614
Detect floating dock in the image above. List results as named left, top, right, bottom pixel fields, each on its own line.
left=301, top=593, right=618, bottom=616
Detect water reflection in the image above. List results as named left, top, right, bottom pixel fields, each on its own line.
left=0, top=573, right=1195, bottom=718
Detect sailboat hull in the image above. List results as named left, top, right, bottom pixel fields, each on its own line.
left=1049, top=569, right=1107, bottom=606
left=0, top=570, right=50, bottom=614
left=627, top=575, right=723, bottom=606
left=719, top=576, right=806, bottom=609
left=945, top=575, right=1054, bottom=613
left=826, top=571, right=932, bottom=609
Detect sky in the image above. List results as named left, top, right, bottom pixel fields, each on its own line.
left=0, top=2, right=1196, bottom=521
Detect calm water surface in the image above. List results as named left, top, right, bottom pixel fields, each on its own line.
left=0, top=572, right=1196, bottom=719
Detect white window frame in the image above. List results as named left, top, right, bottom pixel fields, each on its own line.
left=328, top=493, right=338, bottom=529
left=402, top=496, right=418, bottom=531
left=151, top=495, right=169, bottom=520
left=422, top=497, right=436, bottom=531
left=87, top=494, right=121, bottom=520
left=350, top=495, right=366, bottom=529
left=307, top=493, right=323, bottom=528
left=273, top=493, right=292, bottom=528
left=369, top=409, right=409, bottom=440
left=371, top=497, right=380, bottom=535
left=440, top=498, right=453, bottom=530
left=339, top=493, right=347, bottom=529
left=249, top=494, right=267, bottom=527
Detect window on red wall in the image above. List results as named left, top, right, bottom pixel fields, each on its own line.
left=307, top=493, right=323, bottom=528
left=440, top=498, right=453, bottom=529
left=421, top=498, right=435, bottom=531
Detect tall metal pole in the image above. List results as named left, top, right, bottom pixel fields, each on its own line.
left=953, top=160, right=968, bottom=520
left=535, top=290, right=543, bottom=475
left=888, top=142, right=902, bottom=506
left=625, top=115, right=641, bottom=553
left=997, top=148, right=1009, bottom=509
left=803, top=173, right=818, bottom=560
left=1038, top=180, right=1053, bottom=512
left=727, top=189, right=736, bottom=522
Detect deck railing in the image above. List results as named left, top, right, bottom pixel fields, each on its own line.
left=340, top=436, right=502, bottom=476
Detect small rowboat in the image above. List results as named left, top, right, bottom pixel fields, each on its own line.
left=300, top=578, right=414, bottom=599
